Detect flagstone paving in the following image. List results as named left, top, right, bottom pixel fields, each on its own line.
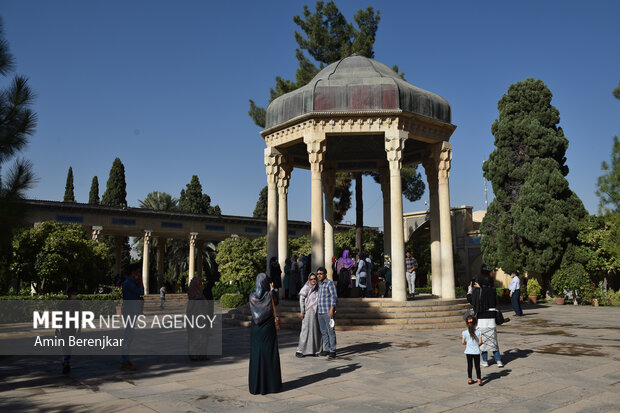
left=1, top=303, right=619, bottom=412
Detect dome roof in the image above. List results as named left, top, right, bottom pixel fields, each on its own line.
left=265, top=55, right=451, bottom=129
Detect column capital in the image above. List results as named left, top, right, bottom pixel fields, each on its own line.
left=189, top=232, right=198, bottom=246
left=143, top=229, right=152, bottom=243
left=437, top=141, right=452, bottom=183
left=264, top=146, right=282, bottom=185
left=385, top=130, right=408, bottom=172
left=91, top=226, right=102, bottom=241
left=277, top=161, right=293, bottom=195
left=304, top=133, right=326, bottom=174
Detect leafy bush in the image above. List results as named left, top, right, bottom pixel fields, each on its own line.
left=220, top=293, right=245, bottom=309
left=526, top=278, right=542, bottom=298
left=215, top=236, right=263, bottom=289
left=455, top=286, right=467, bottom=297
left=416, top=287, right=432, bottom=294
left=551, top=263, right=590, bottom=301
left=213, top=279, right=255, bottom=300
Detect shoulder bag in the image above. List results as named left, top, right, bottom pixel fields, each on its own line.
left=269, top=291, right=280, bottom=330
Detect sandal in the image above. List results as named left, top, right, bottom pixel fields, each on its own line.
left=468, top=379, right=475, bottom=385
left=478, top=379, right=484, bottom=386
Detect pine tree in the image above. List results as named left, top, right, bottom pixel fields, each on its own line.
left=596, top=136, right=620, bottom=214
left=63, top=166, right=75, bottom=202
left=249, top=3, right=424, bottom=232
left=101, top=158, right=127, bottom=207
left=88, top=176, right=99, bottom=204
left=179, top=175, right=221, bottom=215
left=481, top=78, right=586, bottom=282
left=0, top=18, right=37, bottom=286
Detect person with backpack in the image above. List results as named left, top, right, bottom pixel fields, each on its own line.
left=336, top=250, right=355, bottom=298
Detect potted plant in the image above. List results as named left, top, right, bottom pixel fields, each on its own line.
left=551, top=263, right=590, bottom=306
left=527, top=278, right=542, bottom=304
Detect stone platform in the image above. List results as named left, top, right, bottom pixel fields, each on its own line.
left=224, top=296, right=470, bottom=331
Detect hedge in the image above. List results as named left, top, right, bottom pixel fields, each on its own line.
left=220, top=293, right=245, bottom=309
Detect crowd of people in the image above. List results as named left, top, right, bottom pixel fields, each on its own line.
left=280, top=250, right=418, bottom=301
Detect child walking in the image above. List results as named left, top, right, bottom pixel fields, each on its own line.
left=461, top=315, right=483, bottom=386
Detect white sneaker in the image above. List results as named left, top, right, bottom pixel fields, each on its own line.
left=481, top=361, right=489, bottom=367
left=497, top=361, right=504, bottom=367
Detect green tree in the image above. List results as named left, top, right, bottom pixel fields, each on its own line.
left=596, top=136, right=620, bottom=214
left=88, top=176, right=99, bottom=204
left=11, top=222, right=111, bottom=293
left=63, top=166, right=75, bottom=202
left=140, top=191, right=178, bottom=211
left=481, top=78, right=586, bottom=284
left=101, top=157, right=127, bottom=207
left=0, top=18, right=37, bottom=287
left=100, top=157, right=129, bottom=278
left=179, top=175, right=221, bottom=215
left=215, top=236, right=262, bottom=293
left=253, top=186, right=268, bottom=218
left=613, top=81, right=620, bottom=100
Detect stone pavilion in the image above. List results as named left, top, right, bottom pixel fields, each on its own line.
left=260, top=55, right=457, bottom=300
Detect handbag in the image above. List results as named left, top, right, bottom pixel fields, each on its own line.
left=495, top=309, right=505, bottom=325
left=269, top=291, right=280, bottom=330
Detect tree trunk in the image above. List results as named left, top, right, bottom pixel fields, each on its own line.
left=355, top=172, right=363, bottom=254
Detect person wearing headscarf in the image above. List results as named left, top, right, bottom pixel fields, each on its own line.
left=336, top=250, right=355, bottom=298
left=269, top=256, right=282, bottom=290
left=187, top=277, right=208, bottom=361
left=295, top=272, right=322, bottom=357
left=248, top=273, right=282, bottom=395
left=289, top=255, right=300, bottom=300
left=467, top=266, right=504, bottom=368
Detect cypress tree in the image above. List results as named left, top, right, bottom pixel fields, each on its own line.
left=253, top=186, right=268, bottom=219
left=481, top=78, right=586, bottom=283
left=101, top=158, right=127, bottom=207
left=179, top=175, right=221, bottom=215
left=63, top=166, right=75, bottom=202
left=88, top=176, right=99, bottom=205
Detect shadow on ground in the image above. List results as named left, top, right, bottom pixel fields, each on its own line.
left=283, top=363, right=361, bottom=391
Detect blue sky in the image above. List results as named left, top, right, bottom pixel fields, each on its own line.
left=2, top=0, right=619, bottom=228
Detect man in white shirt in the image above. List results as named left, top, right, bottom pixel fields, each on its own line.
left=509, top=272, right=523, bottom=316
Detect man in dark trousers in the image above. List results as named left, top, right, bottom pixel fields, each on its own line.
left=316, top=267, right=338, bottom=360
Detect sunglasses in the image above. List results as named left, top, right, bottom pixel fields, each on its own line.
left=309, top=278, right=317, bottom=281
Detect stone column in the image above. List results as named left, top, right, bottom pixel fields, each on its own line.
left=91, top=226, right=102, bottom=241
left=277, top=161, right=292, bottom=293
left=385, top=129, right=408, bottom=302
left=265, top=147, right=281, bottom=276
left=379, top=169, right=391, bottom=260
left=438, top=142, right=456, bottom=299
left=423, top=156, right=442, bottom=297
left=196, top=239, right=203, bottom=280
left=157, top=237, right=165, bottom=290
left=115, top=236, right=123, bottom=279
left=323, top=167, right=336, bottom=280
left=188, top=232, right=198, bottom=285
left=304, top=133, right=326, bottom=272
left=142, top=230, right=152, bottom=294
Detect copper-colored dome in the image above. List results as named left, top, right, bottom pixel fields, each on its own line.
left=265, top=55, right=451, bottom=129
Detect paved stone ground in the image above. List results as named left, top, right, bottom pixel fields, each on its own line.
left=1, top=303, right=619, bottom=412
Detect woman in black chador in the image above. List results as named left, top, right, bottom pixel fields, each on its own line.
left=248, top=273, right=282, bottom=395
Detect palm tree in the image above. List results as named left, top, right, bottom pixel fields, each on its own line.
left=0, top=19, right=37, bottom=290
left=139, top=191, right=178, bottom=211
